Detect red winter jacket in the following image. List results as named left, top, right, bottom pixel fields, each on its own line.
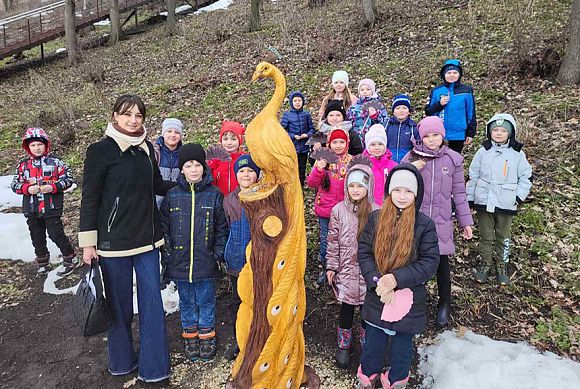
left=209, top=150, right=244, bottom=195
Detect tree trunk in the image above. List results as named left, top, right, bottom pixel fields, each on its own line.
left=165, top=0, right=177, bottom=36
left=109, top=0, right=124, bottom=46
left=249, top=0, right=260, bottom=32
left=362, top=0, right=377, bottom=27
left=64, top=0, right=81, bottom=65
left=308, top=0, right=326, bottom=7
left=558, top=0, right=580, bottom=85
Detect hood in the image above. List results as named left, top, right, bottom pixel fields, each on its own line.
left=483, top=113, right=523, bottom=152
left=288, top=91, right=305, bottom=111
left=156, top=136, right=182, bottom=152
left=177, top=164, right=213, bottom=191
left=384, top=163, right=424, bottom=211
left=440, top=59, right=463, bottom=84
left=22, top=127, right=51, bottom=157
left=219, top=121, right=245, bottom=145
left=344, top=163, right=375, bottom=208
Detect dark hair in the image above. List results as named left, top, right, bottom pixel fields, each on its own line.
left=111, top=94, right=146, bottom=120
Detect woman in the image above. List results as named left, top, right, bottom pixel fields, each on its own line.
left=79, top=95, right=175, bottom=382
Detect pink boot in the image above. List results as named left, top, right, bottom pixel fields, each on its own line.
left=380, top=372, right=409, bottom=389
left=356, top=365, right=378, bottom=389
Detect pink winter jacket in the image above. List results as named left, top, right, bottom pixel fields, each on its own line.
left=326, top=164, right=379, bottom=305
left=307, top=153, right=352, bottom=218
left=363, top=149, right=398, bottom=206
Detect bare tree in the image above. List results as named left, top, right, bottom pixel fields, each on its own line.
left=558, top=0, right=580, bottom=85
left=165, top=0, right=177, bottom=36
left=362, top=0, right=377, bottom=27
left=109, top=0, right=124, bottom=45
left=64, top=0, right=81, bottom=65
left=308, top=0, right=326, bottom=7
left=249, top=0, right=260, bottom=32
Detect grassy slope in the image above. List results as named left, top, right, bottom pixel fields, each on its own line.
left=0, top=0, right=578, bottom=383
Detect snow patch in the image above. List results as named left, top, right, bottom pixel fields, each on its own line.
left=93, top=19, right=110, bottom=26
left=418, top=330, right=580, bottom=388
left=160, top=4, right=193, bottom=16
left=55, top=47, right=67, bottom=54
left=194, top=0, right=233, bottom=14
left=0, top=213, right=61, bottom=261
left=43, top=267, right=80, bottom=295
left=0, top=175, right=21, bottom=211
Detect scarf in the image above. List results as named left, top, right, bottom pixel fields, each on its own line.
left=105, top=123, right=149, bottom=154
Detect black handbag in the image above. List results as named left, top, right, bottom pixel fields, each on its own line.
left=72, top=260, right=112, bottom=337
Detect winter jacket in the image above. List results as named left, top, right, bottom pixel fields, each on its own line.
left=347, top=96, right=389, bottom=145
left=425, top=60, right=477, bottom=141
left=385, top=116, right=420, bottom=163
left=326, top=164, right=379, bottom=305
left=402, top=144, right=473, bottom=255
left=358, top=164, right=440, bottom=335
left=159, top=172, right=228, bottom=282
left=79, top=126, right=176, bottom=257
left=223, top=186, right=250, bottom=276
left=153, top=136, right=182, bottom=206
left=363, top=149, right=398, bottom=206
left=307, top=152, right=353, bottom=219
left=317, top=121, right=364, bottom=156
left=466, top=114, right=532, bottom=215
left=281, top=91, right=316, bottom=155
left=209, top=150, right=244, bottom=195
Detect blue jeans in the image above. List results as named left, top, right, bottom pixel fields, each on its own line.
left=100, top=249, right=170, bottom=382
left=360, top=324, right=413, bottom=382
left=177, top=278, right=216, bottom=329
left=318, top=216, right=330, bottom=266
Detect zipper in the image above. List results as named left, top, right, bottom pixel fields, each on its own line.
left=397, top=122, right=401, bottom=158
left=107, top=197, right=120, bottom=232
left=189, top=183, right=195, bottom=283
left=429, top=159, right=435, bottom=217
left=228, top=160, right=231, bottom=192
left=148, top=151, right=156, bottom=248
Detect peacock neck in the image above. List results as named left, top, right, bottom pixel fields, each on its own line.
left=263, top=70, right=286, bottom=117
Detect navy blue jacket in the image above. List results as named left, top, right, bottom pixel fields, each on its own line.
left=159, top=171, right=228, bottom=282
left=281, top=91, right=316, bottom=155
left=385, top=116, right=419, bottom=163
left=223, top=187, right=250, bottom=276
left=153, top=136, right=182, bottom=206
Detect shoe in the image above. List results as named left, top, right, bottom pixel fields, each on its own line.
left=199, top=328, right=217, bottom=360
left=436, top=303, right=450, bottom=327
left=335, top=327, right=352, bottom=369
left=474, top=265, right=489, bottom=283
left=497, top=263, right=511, bottom=285
left=182, top=327, right=200, bottom=361
left=356, top=365, right=378, bottom=389
left=224, top=340, right=239, bottom=361
left=57, top=254, right=80, bottom=277
left=380, top=372, right=409, bottom=389
left=35, top=254, right=51, bottom=275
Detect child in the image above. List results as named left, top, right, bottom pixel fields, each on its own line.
left=222, top=154, right=261, bottom=360
left=281, top=91, right=316, bottom=186
left=11, top=127, right=77, bottom=276
left=466, top=113, right=532, bottom=285
left=425, top=59, right=477, bottom=154
left=363, top=124, right=398, bottom=206
left=208, top=121, right=245, bottom=195
left=326, top=163, right=379, bottom=369
left=318, top=70, right=358, bottom=123
left=386, top=94, right=420, bottom=163
left=347, top=79, right=388, bottom=146
left=357, top=164, right=440, bottom=389
left=315, top=100, right=364, bottom=156
left=402, top=116, right=473, bottom=327
left=307, top=128, right=353, bottom=285
left=160, top=143, right=228, bottom=361
left=153, top=118, right=184, bottom=206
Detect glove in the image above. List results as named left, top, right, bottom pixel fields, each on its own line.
left=377, top=274, right=397, bottom=292
left=379, top=289, right=394, bottom=305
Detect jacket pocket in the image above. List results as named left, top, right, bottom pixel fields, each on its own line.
left=107, top=197, right=120, bottom=232
left=474, top=179, right=489, bottom=205
left=499, top=183, right=518, bottom=209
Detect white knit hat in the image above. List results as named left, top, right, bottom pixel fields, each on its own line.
left=365, top=124, right=388, bottom=150
left=332, top=70, right=349, bottom=86
left=388, top=169, right=418, bottom=197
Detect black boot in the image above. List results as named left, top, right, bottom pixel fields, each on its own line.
left=335, top=327, right=352, bottom=369
left=436, top=302, right=450, bottom=327
left=182, top=327, right=200, bottom=362
left=224, top=340, right=239, bottom=361
left=199, top=328, right=217, bottom=361
left=35, top=254, right=51, bottom=275
left=57, top=253, right=79, bottom=277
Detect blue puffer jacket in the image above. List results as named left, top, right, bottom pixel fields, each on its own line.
left=425, top=59, right=477, bottom=141
left=159, top=171, right=228, bottom=282
left=223, top=187, right=250, bottom=276
left=281, top=91, right=316, bottom=155
left=385, top=116, right=419, bottom=163
left=154, top=136, right=182, bottom=206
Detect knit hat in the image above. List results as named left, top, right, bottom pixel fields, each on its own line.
left=234, top=154, right=261, bottom=176
left=391, top=94, right=412, bottom=112
left=219, top=121, right=245, bottom=145
left=347, top=169, right=370, bottom=190
left=388, top=169, right=418, bottom=197
left=328, top=128, right=349, bottom=144
left=440, top=59, right=463, bottom=81
left=365, top=124, right=388, bottom=149
left=324, top=100, right=346, bottom=120
left=162, top=118, right=184, bottom=136
left=332, top=70, right=349, bottom=86
left=358, top=79, right=377, bottom=97
left=22, top=127, right=51, bottom=156
left=418, top=116, right=446, bottom=139
left=488, top=117, right=514, bottom=137
left=179, top=143, right=206, bottom=170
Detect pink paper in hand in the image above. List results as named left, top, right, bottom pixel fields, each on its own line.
left=381, top=288, right=413, bottom=322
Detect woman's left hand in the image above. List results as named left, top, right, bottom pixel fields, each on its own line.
left=462, top=226, right=473, bottom=240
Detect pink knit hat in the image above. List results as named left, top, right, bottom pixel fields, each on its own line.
left=358, top=79, right=377, bottom=97
left=418, top=116, right=446, bottom=139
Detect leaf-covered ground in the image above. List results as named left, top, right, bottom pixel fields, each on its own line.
left=0, top=0, right=578, bottom=387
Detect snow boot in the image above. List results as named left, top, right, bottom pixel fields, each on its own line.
left=57, top=253, right=79, bottom=277
left=335, top=327, right=352, bottom=369
left=436, top=302, right=450, bottom=327
left=380, top=372, right=409, bottom=389
left=356, top=365, right=378, bottom=389
left=182, top=327, right=200, bottom=361
left=35, top=254, right=51, bottom=275
left=496, top=263, right=511, bottom=285
left=199, top=328, right=217, bottom=361
left=474, top=264, right=489, bottom=284
left=224, top=340, right=239, bottom=361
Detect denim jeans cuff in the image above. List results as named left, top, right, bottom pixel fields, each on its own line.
left=109, top=362, right=138, bottom=376
left=138, top=372, right=171, bottom=383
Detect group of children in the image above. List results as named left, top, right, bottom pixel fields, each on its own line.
left=10, top=58, right=533, bottom=388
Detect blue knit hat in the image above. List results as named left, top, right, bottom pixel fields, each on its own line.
left=391, top=94, right=412, bottom=112
left=234, top=154, right=261, bottom=176
left=440, top=59, right=463, bottom=81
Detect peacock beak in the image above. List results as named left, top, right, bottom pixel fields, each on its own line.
left=251, top=70, right=262, bottom=82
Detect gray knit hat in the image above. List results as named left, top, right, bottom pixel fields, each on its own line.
left=388, top=169, right=418, bottom=197
left=162, top=118, right=184, bottom=136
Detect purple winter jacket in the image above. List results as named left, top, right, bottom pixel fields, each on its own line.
left=402, top=144, right=473, bottom=255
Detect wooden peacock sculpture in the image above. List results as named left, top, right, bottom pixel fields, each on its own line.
left=229, top=62, right=309, bottom=389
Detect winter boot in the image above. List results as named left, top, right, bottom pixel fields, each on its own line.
left=182, top=327, right=200, bottom=361
left=57, top=253, right=80, bottom=277
left=380, top=372, right=409, bottom=389
left=224, top=340, right=239, bottom=361
left=356, top=365, right=378, bottom=389
left=474, top=264, right=489, bottom=284
left=496, top=263, right=511, bottom=285
left=436, top=302, right=450, bottom=327
left=199, top=328, right=217, bottom=361
left=35, top=254, right=51, bottom=275
left=359, top=325, right=366, bottom=349
left=335, top=327, right=352, bottom=369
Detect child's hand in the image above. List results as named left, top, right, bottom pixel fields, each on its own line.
left=28, top=185, right=41, bottom=195
left=313, top=142, right=322, bottom=151
left=411, top=159, right=427, bottom=170
left=40, top=185, right=53, bottom=194
left=462, top=226, right=473, bottom=240
left=368, top=107, right=377, bottom=118
left=294, top=135, right=301, bottom=140
left=378, top=273, right=397, bottom=291
left=379, top=288, right=394, bottom=305
left=300, top=134, right=309, bottom=139
left=326, top=271, right=335, bottom=285
left=464, top=137, right=473, bottom=145
left=316, top=159, right=328, bottom=170
left=440, top=94, right=450, bottom=106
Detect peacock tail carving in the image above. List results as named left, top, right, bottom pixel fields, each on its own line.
left=230, top=62, right=307, bottom=389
